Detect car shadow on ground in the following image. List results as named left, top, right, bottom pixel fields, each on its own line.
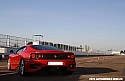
left=0, top=67, right=118, bottom=81
left=28, top=67, right=118, bottom=76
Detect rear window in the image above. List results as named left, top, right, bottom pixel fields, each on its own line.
left=31, top=45, right=60, bottom=50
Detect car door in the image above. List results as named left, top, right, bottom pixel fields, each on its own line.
left=11, top=46, right=26, bottom=67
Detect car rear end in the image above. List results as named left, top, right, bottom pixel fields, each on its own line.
left=25, top=50, right=76, bottom=74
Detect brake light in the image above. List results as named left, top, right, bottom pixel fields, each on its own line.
left=68, top=55, right=75, bottom=59
left=30, top=53, right=43, bottom=59
left=31, top=54, right=36, bottom=59
left=71, top=55, right=74, bottom=58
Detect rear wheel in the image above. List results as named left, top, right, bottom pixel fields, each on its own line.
left=7, top=58, right=11, bottom=70
left=20, top=59, right=28, bottom=76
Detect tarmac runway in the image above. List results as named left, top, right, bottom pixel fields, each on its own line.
left=0, top=56, right=125, bottom=81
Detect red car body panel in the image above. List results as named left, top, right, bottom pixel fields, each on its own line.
left=25, top=59, right=75, bottom=72
left=8, top=45, right=76, bottom=73
left=9, top=54, right=22, bottom=70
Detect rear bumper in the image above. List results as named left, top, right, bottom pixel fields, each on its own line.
left=25, top=59, right=76, bottom=72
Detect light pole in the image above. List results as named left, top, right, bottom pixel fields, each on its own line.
left=32, top=34, right=43, bottom=45
left=32, top=34, right=43, bottom=41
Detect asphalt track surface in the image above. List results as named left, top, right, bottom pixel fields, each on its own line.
left=0, top=56, right=125, bottom=81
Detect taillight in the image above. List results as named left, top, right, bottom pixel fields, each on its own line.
left=31, top=54, right=36, bottom=59
left=71, top=55, right=74, bottom=58
left=67, top=55, right=75, bottom=59
left=30, top=53, right=43, bottom=59
left=68, top=55, right=71, bottom=58
left=37, top=54, right=41, bottom=59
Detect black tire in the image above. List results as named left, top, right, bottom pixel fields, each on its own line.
left=7, top=58, right=11, bottom=70
left=19, top=59, right=28, bottom=76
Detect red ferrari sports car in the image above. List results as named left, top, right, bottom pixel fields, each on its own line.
left=7, top=45, right=76, bottom=76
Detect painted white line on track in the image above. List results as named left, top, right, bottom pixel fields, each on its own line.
left=86, top=61, right=92, bottom=62
left=0, top=72, right=18, bottom=76
left=78, top=62, right=82, bottom=63
left=0, top=66, right=6, bottom=68
left=93, top=60, right=98, bottom=61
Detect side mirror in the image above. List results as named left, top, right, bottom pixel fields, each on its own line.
left=10, top=50, right=14, bottom=53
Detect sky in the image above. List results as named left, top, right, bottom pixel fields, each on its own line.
left=0, top=0, right=125, bottom=51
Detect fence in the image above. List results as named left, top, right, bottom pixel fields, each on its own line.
left=0, top=34, right=33, bottom=47
left=0, top=34, right=111, bottom=54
